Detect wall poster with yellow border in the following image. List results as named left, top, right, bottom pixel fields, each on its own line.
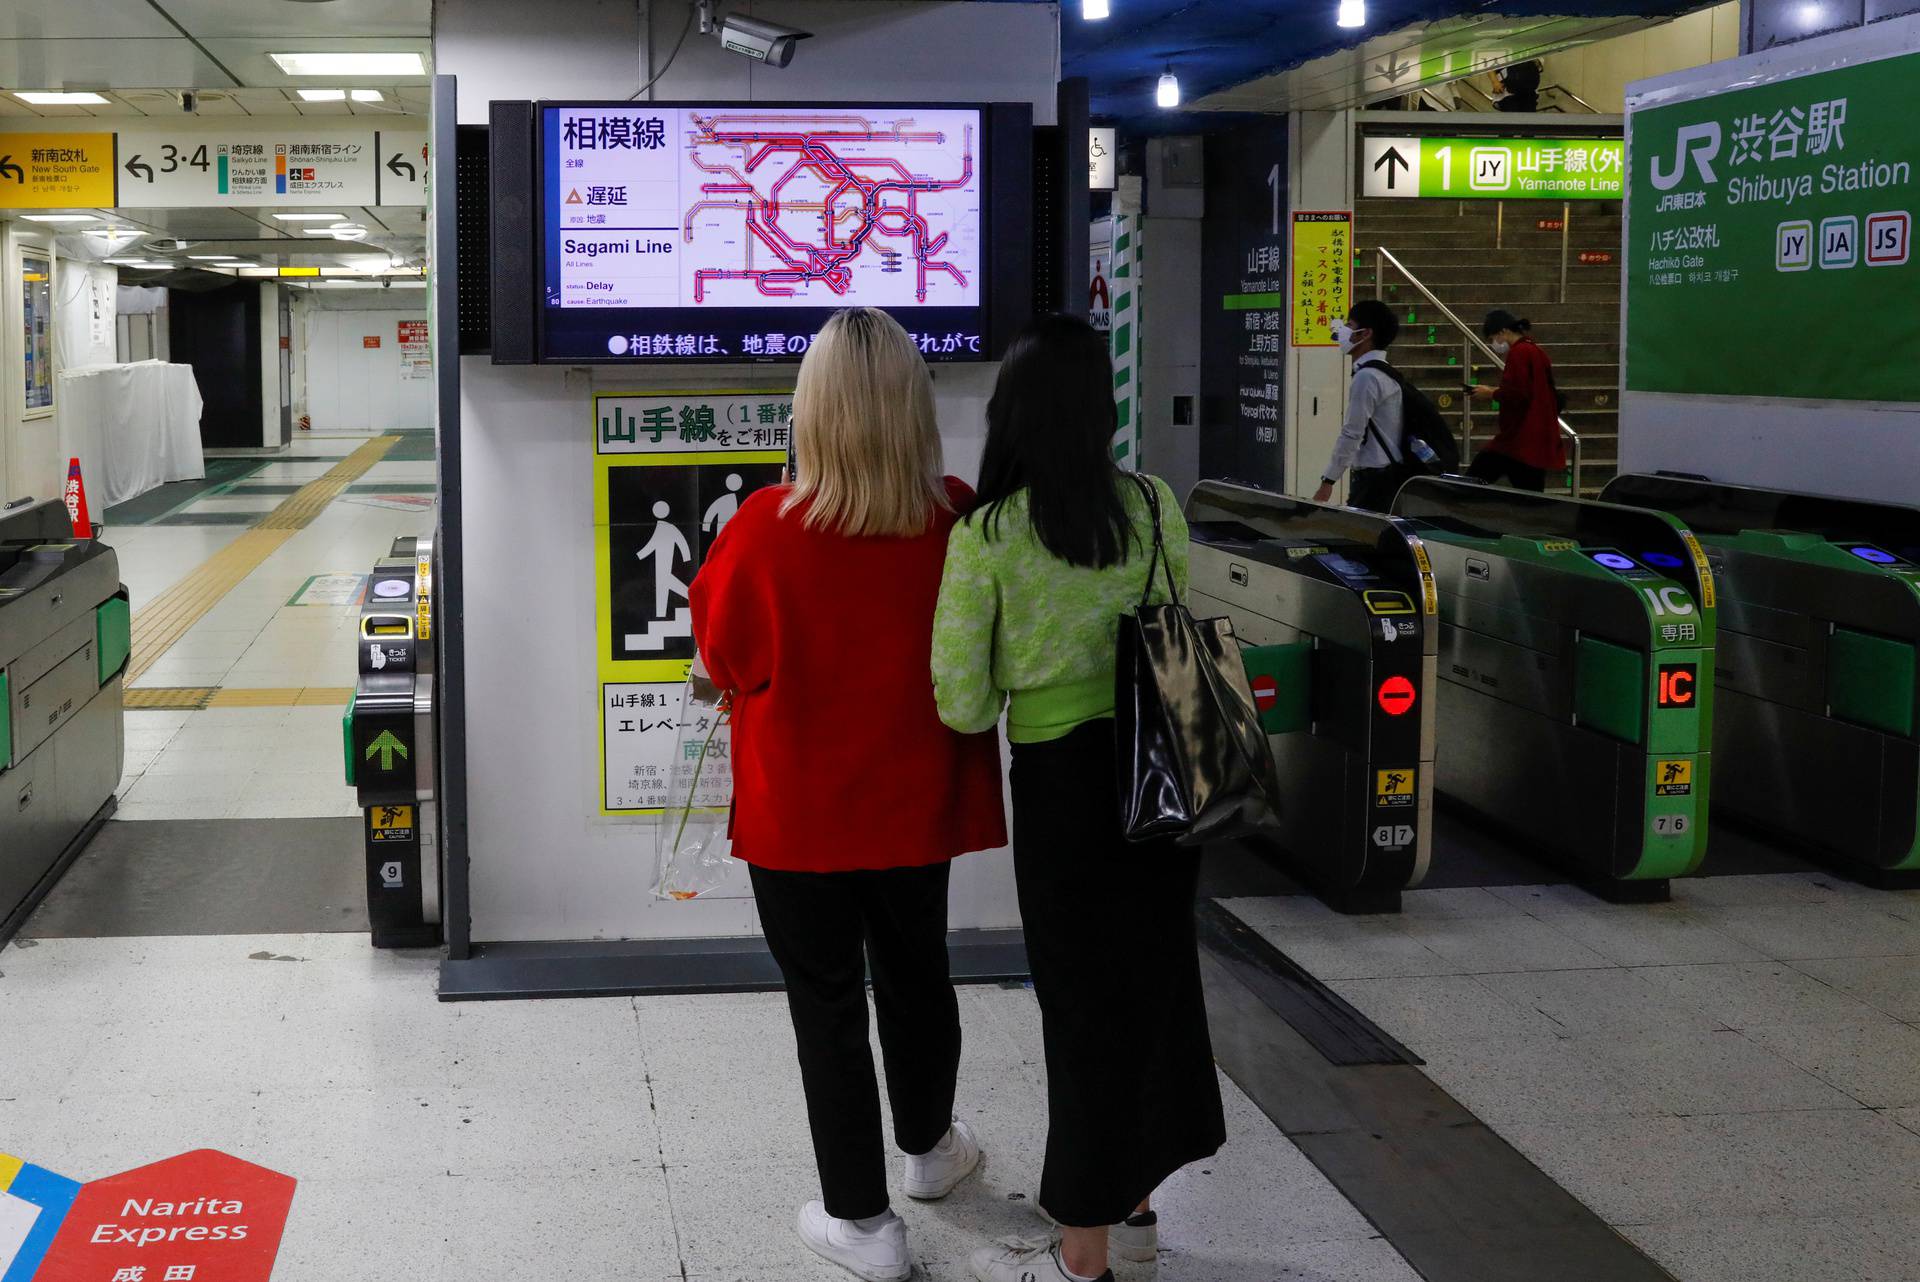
left=593, top=389, right=792, bottom=815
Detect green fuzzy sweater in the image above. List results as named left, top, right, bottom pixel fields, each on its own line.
left=932, top=474, right=1189, bottom=743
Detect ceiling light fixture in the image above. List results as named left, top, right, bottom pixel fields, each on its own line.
left=269, top=52, right=426, bottom=77
left=187, top=254, right=241, bottom=260
left=21, top=213, right=97, bottom=223
left=273, top=212, right=347, bottom=221
left=1337, top=0, right=1367, bottom=27
left=13, top=90, right=110, bottom=105
left=351, top=89, right=384, bottom=102
left=298, top=89, right=347, bottom=102
left=1083, top=0, right=1110, bottom=18
left=1156, top=67, right=1180, bottom=109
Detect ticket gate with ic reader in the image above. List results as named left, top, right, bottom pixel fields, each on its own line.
left=1186, top=481, right=1439, bottom=912
left=1603, top=474, right=1920, bottom=883
left=0, top=499, right=129, bottom=946
left=344, top=531, right=441, bottom=948
left=1391, top=477, right=1718, bottom=896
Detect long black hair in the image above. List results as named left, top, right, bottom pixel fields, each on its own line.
left=971, top=314, right=1134, bottom=569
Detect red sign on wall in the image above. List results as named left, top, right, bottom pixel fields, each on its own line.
left=1578, top=251, right=1615, bottom=265
left=1536, top=218, right=1565, bottom=231
left=37, top=1150, right=297, bottom=1282
left=363, top=335, right=381, bottom=348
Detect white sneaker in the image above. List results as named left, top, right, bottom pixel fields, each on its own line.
left=1031, top=1199, right=1159, bottom=1264
left=796, top=1201, right=910, bottom=1282
left=970, top=1237, right=1112, bottom=1282
left=902, top=1119, right=982, bottom=1200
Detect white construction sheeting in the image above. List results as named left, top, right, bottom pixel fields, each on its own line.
left=56, top=361, right=205, bottom=508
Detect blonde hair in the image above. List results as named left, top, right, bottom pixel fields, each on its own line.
left=783, top=308, right=948, bottom=537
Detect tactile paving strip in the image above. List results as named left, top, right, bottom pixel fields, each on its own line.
left=126, top=436, right=398, bottom=683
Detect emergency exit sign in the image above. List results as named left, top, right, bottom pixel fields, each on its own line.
left=1363, top=135, right=1624, bottom=200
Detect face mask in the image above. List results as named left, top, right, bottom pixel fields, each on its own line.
left=1332, top=322, right=1365, bottom=354
left=1490, top=338, right=1511, bottom=357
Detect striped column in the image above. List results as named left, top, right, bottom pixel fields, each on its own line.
left=1110, top=212, right=1141, bottom=468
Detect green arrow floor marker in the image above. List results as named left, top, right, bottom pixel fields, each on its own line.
left=366, top=729, right=409, bottom=771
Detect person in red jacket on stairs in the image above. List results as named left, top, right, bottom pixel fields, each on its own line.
left=1467, top=308, right=1566, bottom=492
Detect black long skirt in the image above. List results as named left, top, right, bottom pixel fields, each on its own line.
left=1010, top=717, right=1228, bottom=1228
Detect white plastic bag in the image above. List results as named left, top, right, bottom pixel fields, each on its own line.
left=653, top=657, right=738, bottom=900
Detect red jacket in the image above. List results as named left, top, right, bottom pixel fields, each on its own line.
left=689, top=477, right=1007, bottom=873
left=1486, top=337, right=1566, bottom=471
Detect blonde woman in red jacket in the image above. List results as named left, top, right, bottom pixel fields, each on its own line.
left=689, top=307, right=1007, bottom=1282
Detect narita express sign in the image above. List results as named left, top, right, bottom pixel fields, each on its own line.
left=36, top=1150, right=296, bottom=1282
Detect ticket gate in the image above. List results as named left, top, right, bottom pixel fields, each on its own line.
left=1391, top=478, right=1716, bottom=896
left=344, top=531, right=441, bottom=948
left=1186, top=482, right=1439, bottom=912
left=0, top=500, right=128, bottom=945
left=1603, top=474, right=1920, bottom=883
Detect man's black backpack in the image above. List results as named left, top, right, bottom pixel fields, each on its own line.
left=1364, top=359, right=1461, bottom=474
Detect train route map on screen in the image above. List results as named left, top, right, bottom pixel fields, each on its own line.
left=548, top=105, right=983, bottom=314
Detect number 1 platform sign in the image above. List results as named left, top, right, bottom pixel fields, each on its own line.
left=593, top=390, right=791, bottom=815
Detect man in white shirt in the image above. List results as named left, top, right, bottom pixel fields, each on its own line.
left=1313, top=299, right=1406, bottom=512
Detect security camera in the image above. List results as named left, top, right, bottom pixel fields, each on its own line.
left=178, top=90, right=198, bottom=114
left=381, top=279, right=392, bottom=289
left=698, top=4, right=811, bottom=68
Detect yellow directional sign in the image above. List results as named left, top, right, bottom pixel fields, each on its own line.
left=0, top=133, right=115, bottom=208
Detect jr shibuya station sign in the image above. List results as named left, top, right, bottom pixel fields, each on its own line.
left=1626, top=40, right=1920, bottom=402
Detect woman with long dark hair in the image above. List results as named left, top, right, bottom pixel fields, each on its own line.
left=932, top=314, right=1226, bottom=1282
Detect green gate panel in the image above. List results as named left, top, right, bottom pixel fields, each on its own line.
left=1576, top=636, right=1646, bottom=745
left=96, top=596, right=131, bottom=685
left=1242, top=642, right=1313, bottom=735
left=342, top=701, right=356, bottom=787
left=1830, top=628, right=1915, bottom=738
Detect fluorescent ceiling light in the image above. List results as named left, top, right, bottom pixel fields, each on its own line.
left=1156, top=69, right=1180, bottom=109
left=22, top=213, right=96, bottom=223
left=298, top=89, right=347, bottom=102
left=1337, top=0, right=1366, bottom=26
left=1083, top=0, right=1110, bottom=17
left=273, top=212, right=347, bottom=221
left=187, top=254, right=241, bottom=260
left=13, top=90, right=110, bottom=105
left=351, top=90, right=385, bottom=103
left=269, top=52, right=425, bottom=77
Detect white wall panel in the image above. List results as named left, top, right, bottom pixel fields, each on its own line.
left=436, top=0, right=1056, bottom=942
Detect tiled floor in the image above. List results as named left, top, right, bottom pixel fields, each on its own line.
left=1226, top=871, right=1920, bottom=1282
left=106, top=433, right=432, bottom=820
left=0, top=934, right=1417, bottom=1282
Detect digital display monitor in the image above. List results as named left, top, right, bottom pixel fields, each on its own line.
left=540, top=102, right=990, bottom=362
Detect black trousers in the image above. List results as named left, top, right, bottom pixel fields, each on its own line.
left=750, top=860, right=962, bottom=1220
left=1011, top=719, right=1227, bottom=1228
left=1468, top=448, right=1548, bottom=491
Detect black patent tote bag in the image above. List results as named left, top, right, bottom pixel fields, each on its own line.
left=1116, top=476, right=1283, bottom=846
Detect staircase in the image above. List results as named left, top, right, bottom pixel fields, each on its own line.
left=1352, top=197, right=1624, bottom=493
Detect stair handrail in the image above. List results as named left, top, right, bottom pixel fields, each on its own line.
left=1539, top=83, right=1601, bottom=115
left=1374, top=246, right=1584, bottom=497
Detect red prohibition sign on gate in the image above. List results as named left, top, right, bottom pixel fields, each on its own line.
left=1250, top=674, right=1280, bottom=713
left=1377, top=675, right=1417, bottom=716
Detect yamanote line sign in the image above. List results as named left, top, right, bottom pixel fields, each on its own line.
left=1363, top=135, right=1624, bottom=200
